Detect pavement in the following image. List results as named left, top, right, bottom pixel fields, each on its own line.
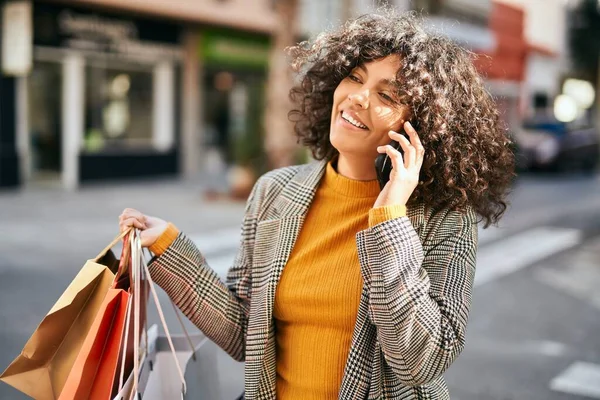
left=1, top=170, right=600, bottom=399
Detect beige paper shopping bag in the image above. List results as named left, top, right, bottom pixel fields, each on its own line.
left=0, top=228, right=132, bottom=400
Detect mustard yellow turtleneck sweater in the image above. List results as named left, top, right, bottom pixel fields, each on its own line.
left=149, top=161, right=406, bottom=399
left=273, top=161, right=405, bottom=399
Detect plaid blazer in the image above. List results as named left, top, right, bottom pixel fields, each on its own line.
left=148, top=159, right=478, bottom=399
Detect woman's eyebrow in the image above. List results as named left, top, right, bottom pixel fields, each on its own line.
left=379, top=78, right=401, bottom=90
left=356, top=64, right=399, bottom=88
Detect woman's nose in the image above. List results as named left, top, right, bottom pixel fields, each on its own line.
left=348, top=91, right=369, bottom=109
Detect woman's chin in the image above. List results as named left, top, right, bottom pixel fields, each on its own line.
left=331, top=143, right=375, bottom=160
left=331, top=131, right=377, bottom=156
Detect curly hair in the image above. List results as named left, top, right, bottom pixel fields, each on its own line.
left=288, top=10, right=515, bottom=227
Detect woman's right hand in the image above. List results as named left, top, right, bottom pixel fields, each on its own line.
left=119, top=208, right=169, bottom=248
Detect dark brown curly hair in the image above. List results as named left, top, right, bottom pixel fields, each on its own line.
left=288, top=11, right=515, bottom=227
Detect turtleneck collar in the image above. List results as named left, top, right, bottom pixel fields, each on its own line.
left=322, top=159, right=380, bottom=198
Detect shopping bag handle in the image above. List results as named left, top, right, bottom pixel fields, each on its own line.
left=117, top=230, right=143, bottom=400
left=119, top=229, right=188, bottom=399
left=137, top=232, right=188, bottom=395
left=94, top=227, right=134, bottom=262
left=115, top=231, right=132, bottom=284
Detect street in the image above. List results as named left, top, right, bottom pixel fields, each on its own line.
left=1, top=170, right=600, bottom=399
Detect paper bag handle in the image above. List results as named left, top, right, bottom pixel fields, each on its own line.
left=94, top=227, right=134, bottom=262
left=126, top=230, right=188, bottom=398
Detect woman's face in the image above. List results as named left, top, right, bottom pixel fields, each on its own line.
left=330, top=55, right=410, bottom=159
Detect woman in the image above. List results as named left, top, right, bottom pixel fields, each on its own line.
left=120, top=11, right=514, bottom=400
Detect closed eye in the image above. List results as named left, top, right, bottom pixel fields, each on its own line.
left=347, top=74, right=362, bottom=83
left=379, top=92, right=395, bottom=103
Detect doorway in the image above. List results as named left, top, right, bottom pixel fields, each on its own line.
left=203, top=69, right=266, bottom=171
left=28, top=61, right=62, bottom=183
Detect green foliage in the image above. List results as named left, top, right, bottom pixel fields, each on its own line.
left=233, top=80, right=267, bottom=175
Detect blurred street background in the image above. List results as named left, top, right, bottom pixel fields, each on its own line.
left=1, top=0, right=600, bottom=399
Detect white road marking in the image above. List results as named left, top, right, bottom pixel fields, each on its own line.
left=550, top=361, right=600, bottom=398
left=467, top=337, right=570, bottom=358
left=189, top=228, right=240, bottom=255
left=535, top=253, right=600, bottom=311
left=478, top=225, right=508, bottom=246
left=190, top=229, right=239, bottom=279
left=474, top=227, right=583, bottom=287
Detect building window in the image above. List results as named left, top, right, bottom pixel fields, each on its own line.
left=84, top=64, right=154, bottom=151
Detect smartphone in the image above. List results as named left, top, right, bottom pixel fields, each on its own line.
left=375, top=130, right=408, bottom=190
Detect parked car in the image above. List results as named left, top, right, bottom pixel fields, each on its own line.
left=514, top=118, right=600, bottom=173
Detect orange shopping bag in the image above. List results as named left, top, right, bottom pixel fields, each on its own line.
left=0, top=228, right=132, bottom=400
left=59, top=231, right=147, bottom=400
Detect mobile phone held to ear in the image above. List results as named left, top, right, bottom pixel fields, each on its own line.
left=375, top=125, right=411, bottom=189
left=375, top=140, right=402, bottom=190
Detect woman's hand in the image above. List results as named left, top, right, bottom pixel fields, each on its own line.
left=119, top=208, right=169, bottom=248
left=373, top=121, right=425, bottom=208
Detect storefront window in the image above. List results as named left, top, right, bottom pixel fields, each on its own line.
left=204, top=69, right=266, bottom=170
left=84, top=64, right=153, bottom=152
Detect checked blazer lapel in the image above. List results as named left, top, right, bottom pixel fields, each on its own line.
left=244, top=160, right=328, bottom=397
left=263, top=159, right=327, bottom=319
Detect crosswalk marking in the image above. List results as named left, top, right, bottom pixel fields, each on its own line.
left=193, top=226, right=584, bottom=285
left=474, top=227, right=582, bottom=287
left=478, top=225, right=508, bottom=246
left=550, top=361, right=600, bottom=398
left=535, top=252, right=600, bottom=311
left=189, top=228, right=240, bottom=255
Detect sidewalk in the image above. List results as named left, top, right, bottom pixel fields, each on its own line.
left=0, top=177, right=247, bottom=273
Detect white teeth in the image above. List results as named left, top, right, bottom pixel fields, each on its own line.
left=342, top=111, right=367, bottom=129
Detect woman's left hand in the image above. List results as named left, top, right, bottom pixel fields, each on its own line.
left=373, top=121, right=425, bottom=208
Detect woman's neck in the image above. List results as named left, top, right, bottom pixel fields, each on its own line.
left=335, top=153, right=377, bottom=181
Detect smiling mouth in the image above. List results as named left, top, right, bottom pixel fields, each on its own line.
left=341, top=111, right=368, bottom=130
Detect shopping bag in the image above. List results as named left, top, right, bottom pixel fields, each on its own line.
left=141, top=332, right=244, bottom=400
left=0, top=228, right=132, bottom=400
left=112, top=325, right=156, bottom=400
left=58, top=281, right=131, bottom=400
left=60, top=231, right=149, bottom=400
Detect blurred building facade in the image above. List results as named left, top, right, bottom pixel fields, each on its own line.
left=0, top=0, right=277, bottom=189
left=496, top=0, right=570, bottom=116
left=0, top=0, right=573, bottom=190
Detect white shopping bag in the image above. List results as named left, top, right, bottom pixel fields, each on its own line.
left=142, top=333, right=244, bottom=400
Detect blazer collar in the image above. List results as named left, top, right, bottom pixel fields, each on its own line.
left=272, top=159, right=328, bottom=219
left=272, top=158, right=425, bottom=233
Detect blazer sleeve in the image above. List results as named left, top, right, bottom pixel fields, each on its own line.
left=147, top=179, right=266, bottom=362
left=356, top=207, right=478, bottom=386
